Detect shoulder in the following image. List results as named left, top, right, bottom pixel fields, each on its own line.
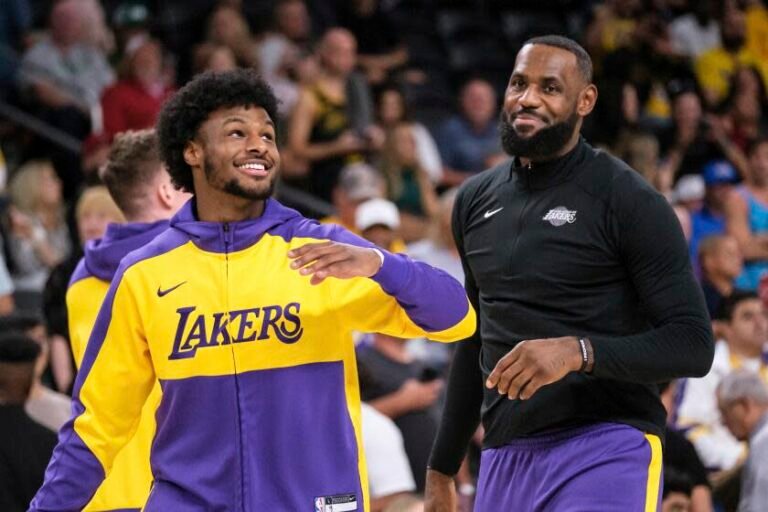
left=696, top=47, right=724, bottom=65
left=578, top=145, right=648, bottom=192
left=710, top=339, right=733, bottom=374
left=457, top=160, right=511, bottom=207
left=24, top=38, right=54, bottom=59
left=439, top=116, right=465, bottom=135
left=68, top=257, right=90, bottom=288
left=270, top=214, right=373, bottom=249
left=102, top=80, right=130, bottom=96
left=116, top=228, right=191, bottom=282
left=585, top=147, right=669, bottom=216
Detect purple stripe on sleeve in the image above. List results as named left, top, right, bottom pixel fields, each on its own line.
left=28, top=401, right=105, bottom=511
left=29, top=229, right=190, bottom=511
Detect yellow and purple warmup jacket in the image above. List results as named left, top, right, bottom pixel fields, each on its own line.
left=66, top=220, right=169, bottom=511
left=31, top=199, right=475, bottom=512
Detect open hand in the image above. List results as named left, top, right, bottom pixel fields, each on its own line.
left=486, top=336, right=582, bottom=400
left=288, top=241, right=382, bottom=285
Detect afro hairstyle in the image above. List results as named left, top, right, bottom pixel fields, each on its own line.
left=157, top=69, right=279, bottom=193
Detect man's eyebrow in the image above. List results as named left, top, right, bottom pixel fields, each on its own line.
left=222, top=117, right=275, bottom=128
left=222, top=116, right=247, bottom=126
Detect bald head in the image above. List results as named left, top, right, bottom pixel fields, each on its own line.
left=321, top=28, right=356, bottom=52
left=319, top=28, right=357, bottom=75
left=50, top=0, right=84, bottom=46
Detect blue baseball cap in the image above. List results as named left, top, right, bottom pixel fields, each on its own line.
left=702, top=160, right=739, bottom=186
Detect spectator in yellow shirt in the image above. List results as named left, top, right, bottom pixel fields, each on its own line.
left=695, top=3, right=768, bottom=107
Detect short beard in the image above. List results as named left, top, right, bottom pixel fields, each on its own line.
left=203, top=156, right=275, bottom=201
left=499, top=110, right=580, bottom=161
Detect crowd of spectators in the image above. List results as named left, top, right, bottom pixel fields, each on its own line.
left=1, top=0, right=768, bottom=511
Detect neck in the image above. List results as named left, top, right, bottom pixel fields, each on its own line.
left=127, top=207, right=169, bottom=224
left=707, top=273, right=734, bottom=295
left=320, top=70, right=346, bottom=85
left=196, top=193, right=265, bottom=222
left=373, top=334, right=411, bottom=363
left=730, top=339, right=764, bottom=359
left=468, top=119, right=489, bottom=133
left=37, top=208, right=59, bottom=230
left=521, top=132, right=581, bottom=167
left=53, top=37, right=73, bottom=52
left=28, top=380, right=44, bottom=400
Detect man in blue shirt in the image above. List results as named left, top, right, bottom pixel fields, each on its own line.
left=689, top=159, right=740, bottom=273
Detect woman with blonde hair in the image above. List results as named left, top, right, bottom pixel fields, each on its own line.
left=381, top=123, right=439, bottom=242
left=205, top=5, right=259, bottom=69
left=7, top=160, right=71, bottom=296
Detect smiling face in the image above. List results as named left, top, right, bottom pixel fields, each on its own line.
left=499, top=43, right=597, bottom=160
left=184, top=106, right=280, bottom=205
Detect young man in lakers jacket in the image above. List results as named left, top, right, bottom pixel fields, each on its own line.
left=66, top=129, right=190, bottom=511
left=30, top=69, right=476, bottom=511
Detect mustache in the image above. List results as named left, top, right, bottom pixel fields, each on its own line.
left=506, top=109, right=549, bottom=123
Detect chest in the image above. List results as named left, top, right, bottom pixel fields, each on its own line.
left=462, top=182, right=622, bottom=293
left=139, top=243, right=346, bottom=379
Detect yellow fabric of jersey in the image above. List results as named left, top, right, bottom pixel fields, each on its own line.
left=70, top=234, right=475, bottom=511
left=66, top=276, right=158, bottom=511
left=68, top=277, right=109, bottom=366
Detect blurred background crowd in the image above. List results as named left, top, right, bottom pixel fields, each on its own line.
left=1, top=0, right=768, bottom=511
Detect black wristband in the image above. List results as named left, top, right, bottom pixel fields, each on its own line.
left=578, top=337, right=589, bottom=372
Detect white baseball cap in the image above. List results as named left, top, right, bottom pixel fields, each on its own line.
left=673, top=174, right=705, bottom=203
left=355, top=198, right=400, bottom=231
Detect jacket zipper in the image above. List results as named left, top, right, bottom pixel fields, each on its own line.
left=224, top=223, right=246, bottom=511
left=508, top=189, right=531, bottom=274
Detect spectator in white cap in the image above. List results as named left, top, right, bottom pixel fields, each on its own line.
left=355, top=197, right=401, bottom=252
left=324, top=164, right=408, bottom=253
left=671, top=174, right=705, bottom=250
left=674, top=174, right=706, bottom=212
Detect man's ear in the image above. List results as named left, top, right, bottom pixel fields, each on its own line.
left=183, top=140, right=201, bottom=169
left=577, top=84, right=598, bottom=117
left=157, top=179, right=174, bottom=209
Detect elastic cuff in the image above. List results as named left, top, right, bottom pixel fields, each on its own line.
left=370, top=251, right=409, bottom=294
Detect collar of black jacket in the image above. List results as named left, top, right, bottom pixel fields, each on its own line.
left=510, top=136, right=588, bottom=190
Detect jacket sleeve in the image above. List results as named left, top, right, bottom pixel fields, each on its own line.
left=589, top=176, right=715, bottom=382
left=427, top=261, right=483, bottom=475
left=328, top=226, right=476, bottom=342
left=29, top=267, right=155, bottom=511
left=428, top=184, right=485, bottom=476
